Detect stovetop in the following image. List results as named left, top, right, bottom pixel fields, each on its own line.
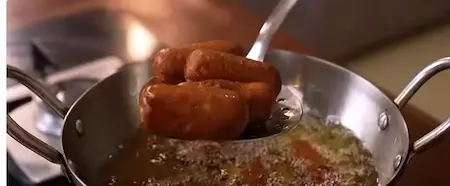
left=6, top=9, right=144, bottom=88
left=7, top=54, right=123, bottom=185
left=6, top=10, right=133, bottom=186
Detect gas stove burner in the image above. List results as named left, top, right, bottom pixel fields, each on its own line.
left=35, top=77, right=99, bottom=137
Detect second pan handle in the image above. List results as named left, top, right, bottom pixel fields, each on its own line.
left=393, top=57, right=450, bottom=153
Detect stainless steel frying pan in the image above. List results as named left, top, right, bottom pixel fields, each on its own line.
left=6, top=49, right=450, bottom=186
left=6, top=0, right=450, bottom=185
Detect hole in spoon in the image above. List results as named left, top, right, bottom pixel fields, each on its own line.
left=281, top=107, right=290, bottom=113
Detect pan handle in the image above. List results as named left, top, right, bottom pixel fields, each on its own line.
left=6, top=65, right=68, bottom=164
left=393, top=57, right=450, bottom=153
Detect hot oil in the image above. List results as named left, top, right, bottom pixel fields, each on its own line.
left=100, top=115, right=378, bottom=186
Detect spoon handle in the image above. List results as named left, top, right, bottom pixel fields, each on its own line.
left=246, top=0, right=298, bottom=62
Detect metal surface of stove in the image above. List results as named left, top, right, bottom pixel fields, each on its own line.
left=7, top=56, right=124, bottom=184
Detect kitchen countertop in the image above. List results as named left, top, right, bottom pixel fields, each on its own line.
left=348, top=24, right=450, bottom=122
left=6, top=1, right=450, bottom=186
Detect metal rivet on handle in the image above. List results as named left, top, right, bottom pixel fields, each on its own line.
left=75, top=119, right=84, bottom=137
left=378, top=112, right=389, bottom=130
left=393, top=154, right=402, bottom=170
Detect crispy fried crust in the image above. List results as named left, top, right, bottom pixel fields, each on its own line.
left=152, top=40, right=245, bottom=84
left=183, top=80, right=275, bottom=123
left=185, top=49, right=281, bottom=95
left=139, top=83, right=249, bottom=140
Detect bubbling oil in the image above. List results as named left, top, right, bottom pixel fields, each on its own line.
left=100, top=115, right=378, bottom=186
